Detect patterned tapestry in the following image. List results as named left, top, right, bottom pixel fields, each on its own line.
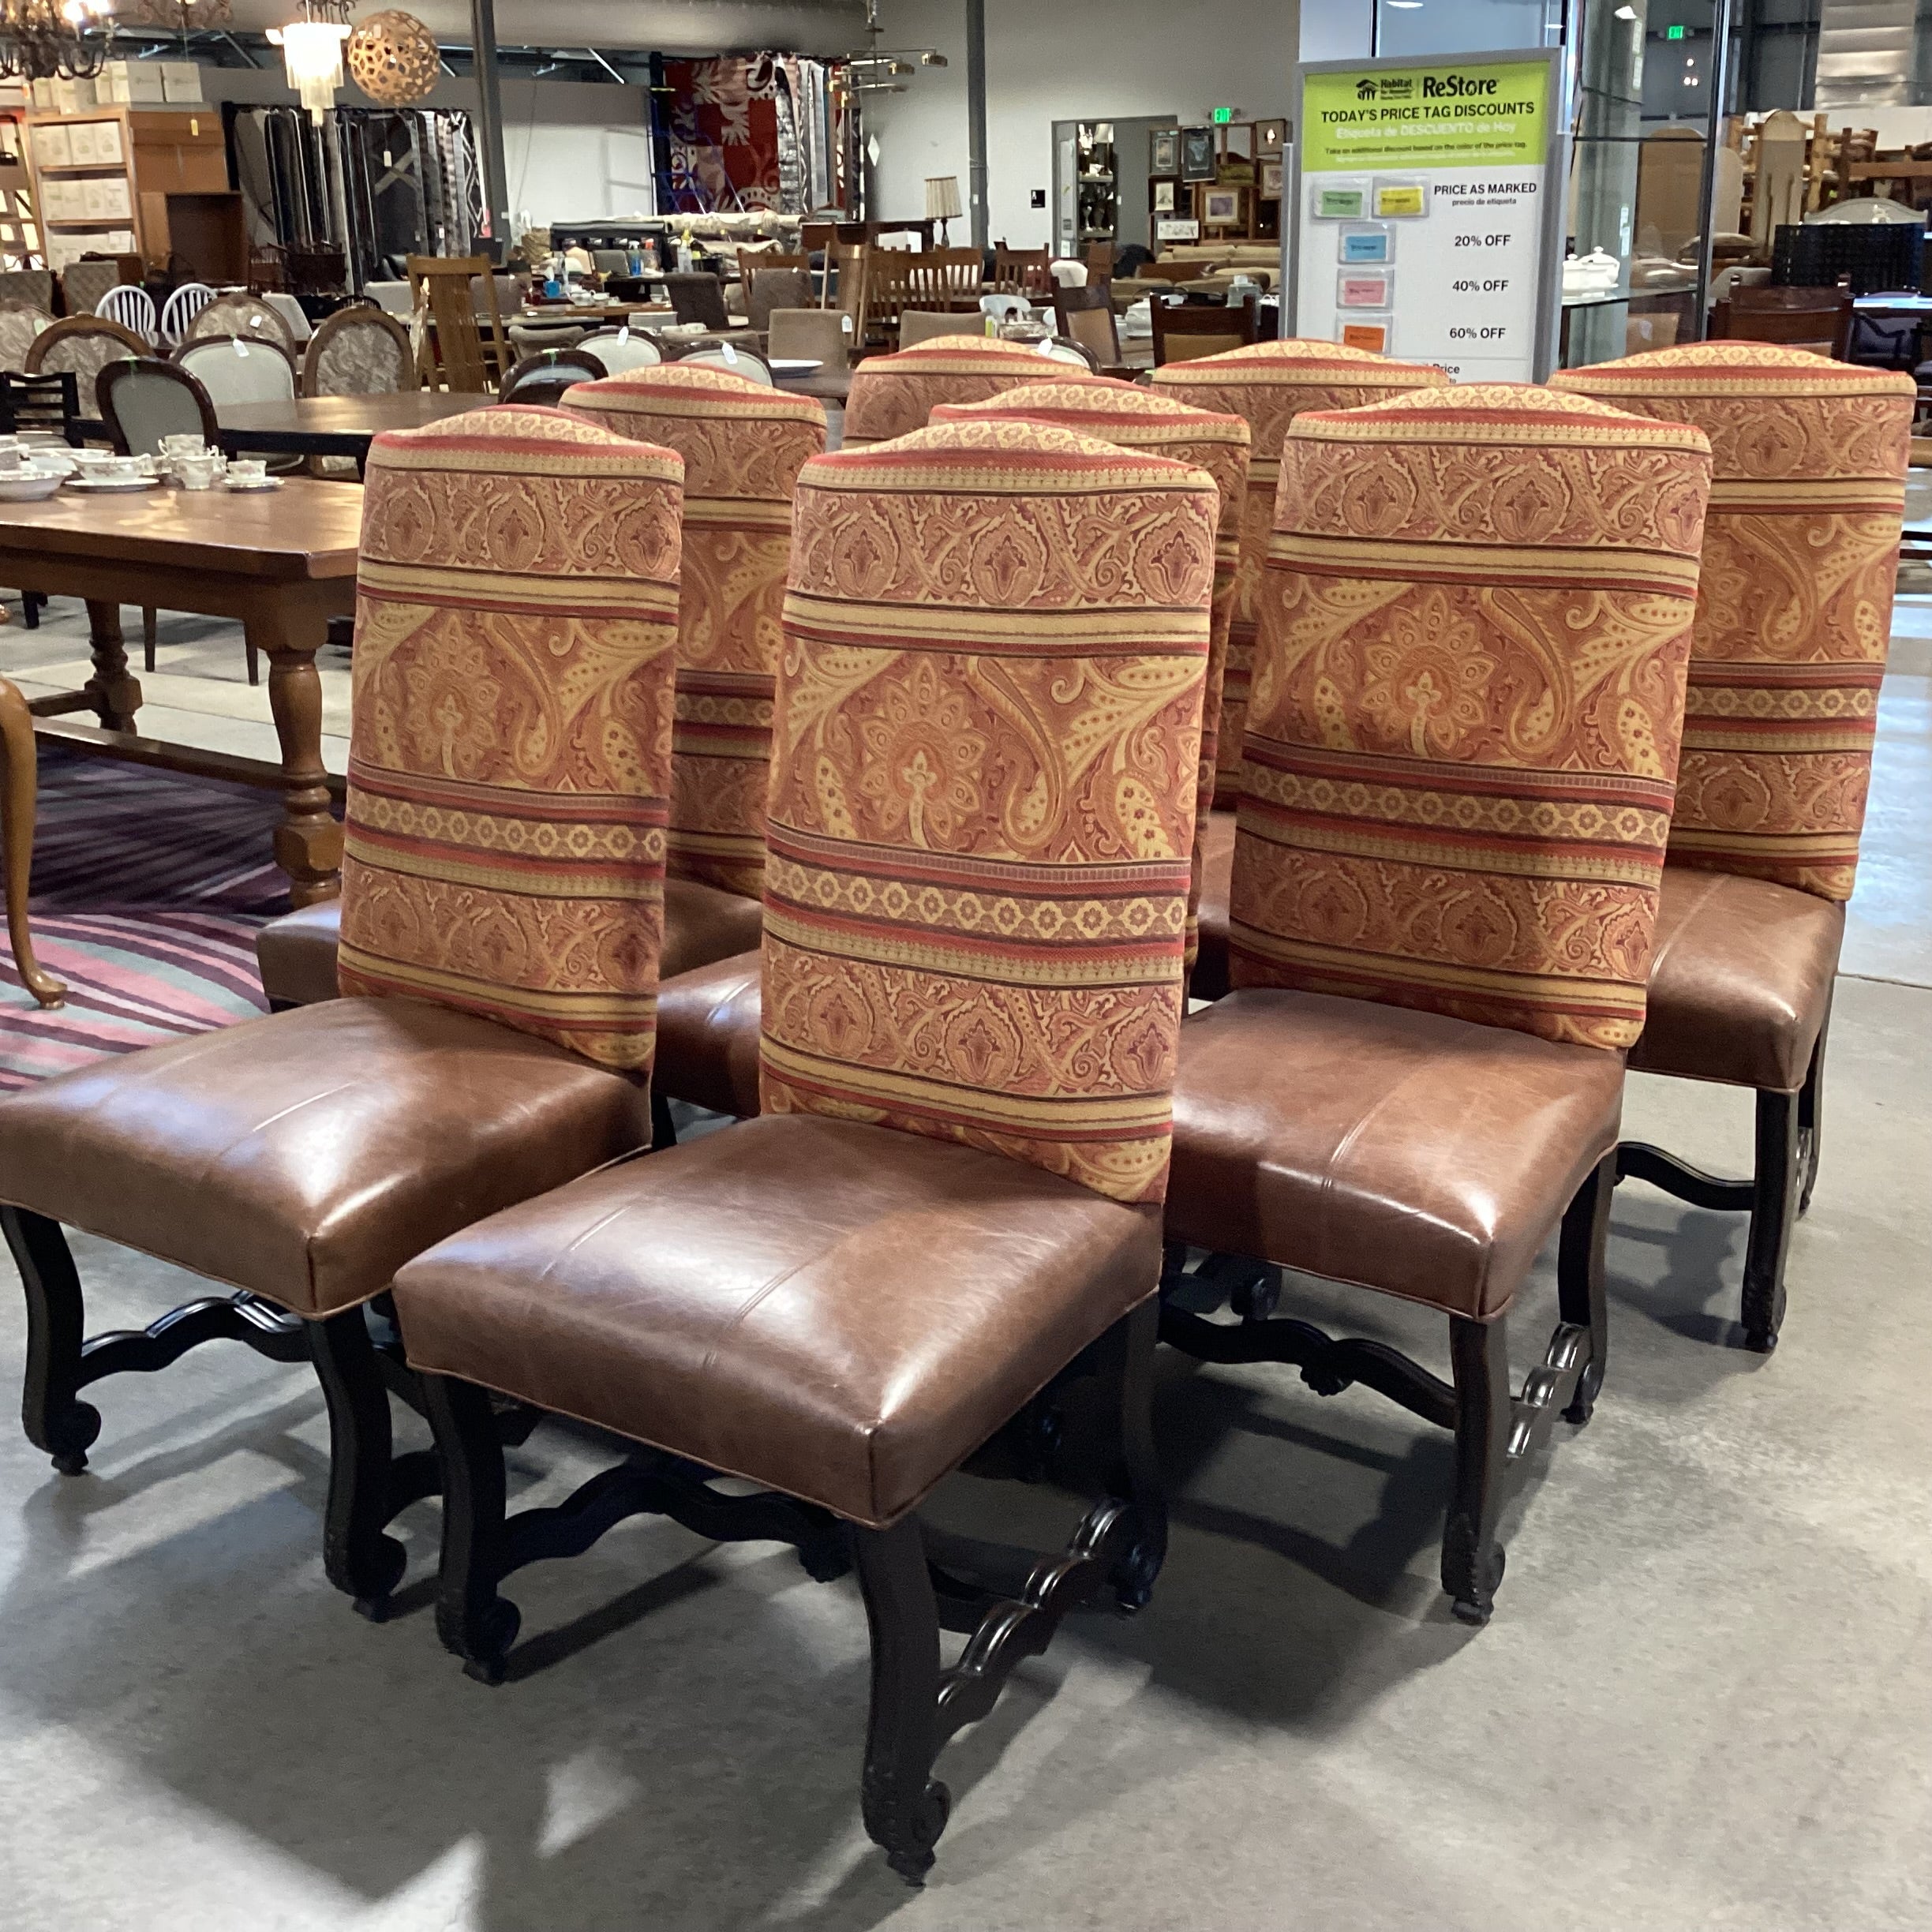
left=1229, top=384, right=1713, bottom=1053
left=339, top=406, right=685, bottom=1072
left=656, top=55, right=841, bottom=214
left=1552, top=345, right=1914, bottom=901
left=761, top=420, right=1218, bottom=1205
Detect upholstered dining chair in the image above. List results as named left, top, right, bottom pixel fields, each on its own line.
left=24, top=314, right=145, bottom=387
left=251, top=377, right=799, bottom=1032
left=0, top=303, right=54, bottom=374
left=1150, top=297, right=1258, bottom=365
left=300, top=303, right=414, bottom=399
left=665, top=271, right=732, bottom=332
left=58, top=260, right=122, bottom=319
left=96, top=358, right=224, bottom=680
left=182, top=290, right=297, bottom=354
left=744, top=264, right=813, bottom=335
left=386, top=417, right=1218, bottom=1881
left=1550, top=345, right=1915, bottom=1352
left=0, top=407, right=686, bottom=1617
left=1152, top=340, right=1454, bottom=999
left=842, top=332, right=1108, bottom=448
left=497, top=347, right=607, bottom=406
left=575, top=325, right=663, bottom=373
left=1159, top=384, right=1713, bottom=1625
left=931, top=380, right=1251, bottom=989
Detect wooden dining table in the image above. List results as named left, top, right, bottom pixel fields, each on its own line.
left=215, top=390, right=486, bottom=463
left=0, top=478, right=363, bottom=905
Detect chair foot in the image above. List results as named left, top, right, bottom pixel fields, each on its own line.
left=308, top=1307, right=408, bottom=1611
left=421, top=1371, right=521, bottom=1682
left=4, top=1208, right=103, bottom=1473
left=1796, top=1002, right=1829, bottom=1220
left=1558, top=1152, right=1614, bottom=1425
left=1740, top=1087, right=1800, bottom=1354
left=1443, top=1314, right=1511, bottom=1624
left=141, top=606, right=156, bottom=673
left=1105, top=1299, right=1166, bottom=1612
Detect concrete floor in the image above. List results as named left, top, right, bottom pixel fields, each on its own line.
left=0, top=610, right=1929, bottom=1929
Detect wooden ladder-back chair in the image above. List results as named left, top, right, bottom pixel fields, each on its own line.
left=406, top=253, right=507, bottom=394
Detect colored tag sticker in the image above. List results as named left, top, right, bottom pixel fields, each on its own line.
left=1342, top=229, right=1391, bottom=263
left=1339, top=275, right=1391, bottom=307
left=1316, top=186, right=1365, bottom=219
left=1341, top=320, right=1389, bottom=354
left=1374, top=183, right=1425, bottom=218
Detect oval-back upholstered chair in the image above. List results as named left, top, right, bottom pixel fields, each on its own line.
left=932, top=379, right=1251, bottom=988
left=0, top=406, right=687, bottom=1615
left=388, top=417, right=1220, bottom=1880
left=0, top=303, right=54, bottom=373
left=301, top=304, right=415, bottom=398
left=1151, top=341, right=1452, bottom=816
left=1161, top=384, right=1713, bottom=1623
left=1551, top=344, right=1915, bottom=1351
left=183, top=290, right=297, bottom=353
left=841, top=332, right=1110, bottom=448
left=24, top=314, right=146, bottom=384
left=567, top=363, right=827, bottom=901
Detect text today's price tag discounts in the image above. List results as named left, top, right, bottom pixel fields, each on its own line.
left=1294, top=55, right=1558, bottom=381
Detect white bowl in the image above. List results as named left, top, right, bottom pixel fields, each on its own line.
left=0, top=472, right=66, bottom=501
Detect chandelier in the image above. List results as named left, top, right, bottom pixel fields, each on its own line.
left=0, top=0, right=116, bottom=83
left=267, top=0, right=351, bottom=125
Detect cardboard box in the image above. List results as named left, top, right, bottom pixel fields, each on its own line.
left=161, top=62, right=204, bottom=103
left=32, top=123, right=72, bottom=168
left=49, top=77, right=97, bottom=114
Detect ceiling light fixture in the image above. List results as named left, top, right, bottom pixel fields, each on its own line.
left=0, top=0, right=114, bottom=83
left=268, top=0, right=352, bottom=124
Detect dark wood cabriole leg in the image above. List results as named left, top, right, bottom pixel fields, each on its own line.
left=1742, top=1086, right=1800, bottom=1355
left=1797, top=1003, right=1829, bottom=1219
left=3, top=1206, right=99, bottom=1474
left=308, top=1306, right=408, bottom=1617
left=421, top=1370, right=521, bottom=1683
left=1105, top=1297, right=1167, bottom=1611
left=1558, top=1152, right=1616, bottom=1425
left=851, top=1515, right=949, bottom=1886
left=1443, top=1313, right=1511, bottom=1627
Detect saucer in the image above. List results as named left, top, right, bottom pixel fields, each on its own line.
left=223, top=476, right=283, bottom=492
left=66, top=473, right=161, bottom=492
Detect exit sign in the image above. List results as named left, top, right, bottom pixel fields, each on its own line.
left=1665, top=23, right=1687, bottom=37
left=1211, top=106, right=1234, bottom=124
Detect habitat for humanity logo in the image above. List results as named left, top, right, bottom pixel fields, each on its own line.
left=1355, top=75, right=1415, bottom=100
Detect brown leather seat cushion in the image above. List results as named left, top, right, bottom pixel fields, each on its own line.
left=1192, top=807, right=1235, bottom=1002
left=255, top=898, right=343, bottom=1008
left=656, top=949, right=762, bottom=1116
left=394, top=1114, right=1162, bottom=1526
left=254, top=880, right=766, bottom=1011
left=1629, top=867, right=1843, bottom=1093
left=1166, top=990, right=1625, bottom=1320
left=0, top=999, right=651, bottom=1316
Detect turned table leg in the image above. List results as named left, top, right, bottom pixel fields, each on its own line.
left=250, top=600, right=343, bottom=908
left=82, top=600, right=141, bottom=733
left=0, top=678, right=63, bottom=1008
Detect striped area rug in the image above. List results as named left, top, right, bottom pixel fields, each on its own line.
left=0, top=749, right=297, bottom=1090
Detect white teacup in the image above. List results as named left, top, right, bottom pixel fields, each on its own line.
left=227, top=459, right=268, bottom=485
left=159, top=433, right=208, bottom=459
left=176, top=452, right=223, bottom=491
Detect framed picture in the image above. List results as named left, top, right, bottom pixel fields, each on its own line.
left=1181, top=126, right=1217, bottom=183
left=1150, top=128, right=1180, bottom=177
left=1151, top=178, right=1177, bottom=213
left=1204, top=186, right=1245, bottom=228
left=1256, top=118, right=1288, bottom=155
left=1259, top=157, right=1284, bottom=201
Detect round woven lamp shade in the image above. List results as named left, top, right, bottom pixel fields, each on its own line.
left=346, top=9, right=440, bottom=107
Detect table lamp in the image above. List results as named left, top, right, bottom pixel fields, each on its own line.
left=926, top=175, right=964, bottom=245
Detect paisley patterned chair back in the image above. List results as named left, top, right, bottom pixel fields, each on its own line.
left=1151, top=340, right=1451, bottom=809
left=1230, top=384, right=1713, bottom=1052
left=569, top=363, right=827, bottom=899
left=1551, top=345, right=1914, bottom=900
left=338, top=406, right=686, bottom=1073
left=932, top=380, right=1251, bottom=981
left=763, top=418, right=1219, bottom=1204
left=842, top=333, right=1108, bottom=448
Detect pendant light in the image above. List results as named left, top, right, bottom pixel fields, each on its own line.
left=268, top=0, right=353, bottom=125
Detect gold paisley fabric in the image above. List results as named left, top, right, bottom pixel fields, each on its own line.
left=338, top=405, right=685, bottom=1070
left=568, top=365, right=826, bottom=897
left=930, top=380, right=1251, bottom=981
left=842, top=335, right=1108, bottom=447
left=1230, top=383, right=1713, bottom=1051
left=763, top=418, right=1218, bottom=1203
left=1552, top=345, right=1913, bottom=900
left=1152, top=340, right=1451, bottom=807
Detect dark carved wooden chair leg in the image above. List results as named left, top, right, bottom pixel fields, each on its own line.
left=851, top=1515, right=949, bottom=1885
left=1443, top=1313, right=1511, bottom=1626
left=1741, top=1086, right=1800, bottom=1354
left=1796, top=1006, right=1829, bottom=1219
left=307, top=1306, right=407, bottom=1617
left=1558, top=1153, right=1615, bottom=1425
left=650, top=1089, right=677, bottom=1151
left=3, top=1207, right=99, bottom=1474
left=141, top=606, right=157, bottom=673
left=1105, top=1298, right=1167, bottom=1611
left=421, top=1370, right=520, bottom=1683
